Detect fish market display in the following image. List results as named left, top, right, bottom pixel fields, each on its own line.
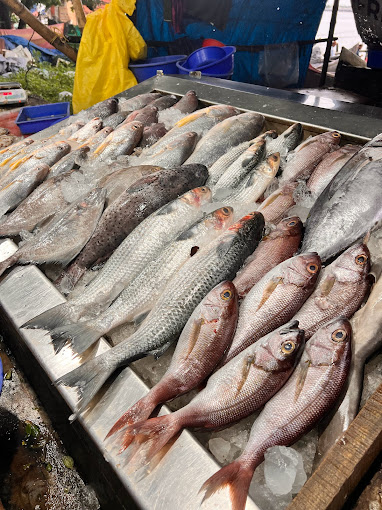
left=0, top=163, right=50, bottom=217
left=220, top=252, right=321, bottom=365
left=185, top=112, right=265, bottom=168
left=53, top=212, right=265, bottom=414
left=223, top=153, right=280, bottom=204
left=0, top=188, right=106, bottom=277
left=24, top=186, right=212, bottom=329
left=302, top=134, right=382, bottom=261
left=1, top=87, right=381, bottom=510
left=56, top=164, right=209, bottom=291
left=49, top=206, right=234, bottom=354
left=137, top=131, right=197, bottom=168
left=233, top=216, right=303, bottom=298
left=281, top=131, right=341, bottom=182
left=106, top=280, right=239, bottom=436
left=306, top=144, right=360, bottom=198
left=292, top=243, right=371, bottom=339
left=109, top=322, right=304, bottom=457
left=200, top=317, right=351, bottom=510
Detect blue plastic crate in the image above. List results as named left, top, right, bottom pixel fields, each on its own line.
left=16, top=102, right=71, bottom=135
left=129, top=55, right=187, bottom=82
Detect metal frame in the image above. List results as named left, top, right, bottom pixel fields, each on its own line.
left=1, top=75, right=382, bottom=510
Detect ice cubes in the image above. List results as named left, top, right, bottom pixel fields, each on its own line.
left=264, top=446, right=307, bottom=496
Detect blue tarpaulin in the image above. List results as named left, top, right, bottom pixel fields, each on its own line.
left=0, top=35, right=65, bottom=62
left=135, top=0, right=327, bottom=86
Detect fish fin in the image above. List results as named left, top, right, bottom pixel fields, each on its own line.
left=236, top=354, right=255, bottom=395
left=120, top=415, right=181, bottom=466
left=93, top=141, right=108, bottom=155
left=175, top=110, right=204, bottom=127
left=294, top=359, right=311, bottom=403
left=133, top=310, right=151, bottom=327
left=9, top=154, right=30, bottom=170
left=199, top=460, right=253, bottom=510
left=363, top=230, right=371, bottom=245
left=105, top=393, right=157, bottom=440
left=50, top=322, right=102, bottom=354
left=150, top=340, right=173, bottom=360
left=184, top=317, right=204, bottom=358
left=256, top=276, right=283, bottom=310
left=0, top=252, right=20, bottom=277
left=55, top=354, right=115, bottom=415
left=21, top=302, right=72, bottom=330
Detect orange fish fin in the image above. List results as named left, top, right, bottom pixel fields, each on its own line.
left=294, top=359, right=311, bottom=403
left=257, top=276, right=283, bottom=310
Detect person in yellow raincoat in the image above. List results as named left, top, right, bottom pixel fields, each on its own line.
left=72, top=0, right=147, bottom=114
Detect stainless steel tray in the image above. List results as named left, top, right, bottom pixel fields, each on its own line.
left=1, top=75, right=382, bottom=510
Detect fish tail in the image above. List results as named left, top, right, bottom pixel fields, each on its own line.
left=120, top=414, right=182, bottom=467
left=199, top=460, right=253, bottom=510
left=55, top=354, right=115, bottom=415
left=50, top=321, right=103, bottom=354
left=54, top=262, right=86, bottom=294
left=106, top=392, right=158, bottom=440
left=0, top=253, right=20, bottom=277
left=21, top=302, right=72, bottom=331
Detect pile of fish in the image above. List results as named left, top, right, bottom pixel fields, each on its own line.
left=0, top=89, right=381, bottom=510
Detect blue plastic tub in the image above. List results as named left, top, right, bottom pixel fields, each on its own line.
left=16, top=102, right=70, bottom=135
left=182, top=46, right=236, bottom=74
left=129, top=55, right=187, bottom=82
left=176, top=60, right=233, bottom=79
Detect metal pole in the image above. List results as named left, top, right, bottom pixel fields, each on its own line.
left=0, top=0, right=77, bottom=62
left=319, top=0, right=340, bottom=87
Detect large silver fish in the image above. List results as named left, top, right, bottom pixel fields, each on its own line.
left=207, top=140, right=257, bottom=187
left=49, top=206, right=234, bottom=354
left=68, top=117, right=103, bottom=143
left=24, top=186, right=212, bottom=330
left=301, top=134, right=382, bottom=261
left=0, top=188, right=106, bottom=277
left=53, top=211, right=265, bottom=414
left=137, top=131, right=197, bottom=168
left=200, top=317, right=351, bottom=510
left=220, top=252, right=321, bottom=365
left=91, top=121, right=144, bottom=162
left=265, top=123, right=303, bottom=159
left=111, top=322, right=304, bottom=459
left=185, top=112, right=265, bottom=168
left=118, top=93, right=162, bottom=113
left=55, top=164, right=209, bottom=292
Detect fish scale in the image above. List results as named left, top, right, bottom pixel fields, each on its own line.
left=49, top=206, right=234, bottom=354
left=54, top=212, right=265, bottom=414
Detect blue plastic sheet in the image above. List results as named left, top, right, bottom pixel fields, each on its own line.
left=0, top=35, right=64, bottom=62
left=136, top=0, right=326, bottom=86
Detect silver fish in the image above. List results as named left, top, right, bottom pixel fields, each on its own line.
left=49, top=206, right=234, bottom=354
left=207, top=140, right=255, bottom=187
left=301, top=134, right=382, bottom=260
left=50, top=147, right=90, bottom=178
left=118, top=93, right=162, bottom=113
left=23, top=186, right=212, bottom=329
left=266, top=123, right=303, bottom=159
left=53, top=211, right=265, bottom=414
left=0, top=188, right=106, bottom=276
left=68, top=117, right=103, bottom=143
left=185, top=112, right=265, bottom=168
left=138, top=131, right=197, bottom=168
left=91, top=121, right=143, bottom=162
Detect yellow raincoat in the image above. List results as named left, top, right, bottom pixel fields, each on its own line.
left=72, top=0, right=146, bottom=114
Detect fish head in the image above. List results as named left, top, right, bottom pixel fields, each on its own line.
left=331, top=242, right=371, bottom=283
left=260, top=130, right=278, bottom=142
left=206, top=206, right=234, bottom=231
left=275, top=216, right=303, bottom=237
left=228, top=211, right=265, bottom=245
left=283, top=252, right=321, bottom=287
left=102, top=126, right=114, bottom=136
left=283, top=123, right=303, bottom=146
left=182, top=186, right=212, bottom=207
left=260, top=153, right=280, bottom=177
left=325, top=131, right=341, bottom=147
left=169, top=132, right=198, bottom=151
left=307, top=316, right=352, bottom=366
left=202, top=280, right=238, bottom=322
left=35, top=163, right=50, bottom=179
left=180, top=163, right=209, bottom=188
left=89, top=117, right=103, bottom=130
left=208, top=105, right=241, bottom=120
left=49, top=141, right=71, bottom=159
left=261, top=321, right=305, bottom=365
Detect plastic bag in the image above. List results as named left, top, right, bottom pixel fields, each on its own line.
left=72, top=0, right=146, bottom=114
left=259, top=42, right=300, bottom=89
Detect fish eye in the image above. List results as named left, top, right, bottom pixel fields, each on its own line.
left=355, top=254, right=368, bottom=266
left=332, top=132, right=341, bottom=138
left=222, top=207, right=230, bottom=215
left=281, top=341, right=295, bottom=354
left=307, top=263, right=319, bottom=274
left=221, top=290, right=232, bottom=300
left=199, top=187, right=208, bottom=193
left=331, top=329, right=347, bottom=342
left=287, top=220, right=297, bottom=227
